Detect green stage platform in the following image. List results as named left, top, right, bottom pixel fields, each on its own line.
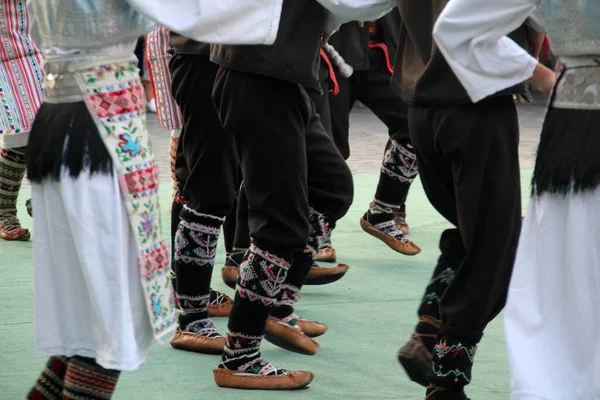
left=0, top=172, right=533, bottom=399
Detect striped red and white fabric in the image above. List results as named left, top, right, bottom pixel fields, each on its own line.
left=0, top=0, right=45, bottom=148
left=145, top=27, right=183, bottom=132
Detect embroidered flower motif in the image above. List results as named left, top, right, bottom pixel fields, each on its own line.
left=151, top=293, right=163, bottom=320
left=118, top=133, right=142, bottom=157
left=140, top=210, right=156, bottom=238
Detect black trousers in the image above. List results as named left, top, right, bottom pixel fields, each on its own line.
left=212, top=67, right=354, bottom=255
left=329, top=49, right=409, bottom=160
left=170, top=54, right=239, bottom=217
left=408, top=96, right=521, bottom=342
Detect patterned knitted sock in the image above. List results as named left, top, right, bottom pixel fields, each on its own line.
left=415, top=230, right=463, bottom=352
left=305, top=208, right=331, bottom=259
left=26, top=356, right=70, bottom=400
left=428, top=336, right=477, bottom=389
left=317, top=227, right=333, bottom=253
left=0, top=146, right=27, bottom=231
left=62, top=357, right=120, bottom=400
left=219, top=244, right=291, bottom=375
left=271, top=251, right=313, bottom=320
left=364, top=200, right=407, bottom=240
left=372, top=138, right=417, bottom=214
left=174, top=206, right=223, bottom=335
left=170, top=195, right=185, bottom=300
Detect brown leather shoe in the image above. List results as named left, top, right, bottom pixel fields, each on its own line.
left=170, top=330, right=225, bottom=354
left=304, top=264, right=349, bottom=286
left=208, top=291, right=233, bottom=318
left=398, top=337, right=433, bottom=387
left=315, top=247, right=336, bottom=263
left=265, top=317, right=319, bottom=355
left=221, top=266, right=239, bottom=290
left=0, top=226, right=30, bottom=241
left=213, top=368, right=314, bottom=390
left=360, top=217, right=421, bottom=255
left=295, top=318, right=328, bottom=338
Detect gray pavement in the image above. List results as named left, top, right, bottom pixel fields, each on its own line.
left=148, top=97, right=547, bottom=184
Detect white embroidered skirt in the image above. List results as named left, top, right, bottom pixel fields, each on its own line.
left=504, top=192, right=600, bottom=399
left=32, top=169, right=155, bottom=371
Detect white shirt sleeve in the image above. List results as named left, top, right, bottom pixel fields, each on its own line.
left=432, top=0, right=543, bottom=103
left=126, top=0, right=284, bottom=45
left=316, top=0, right=396, bottom=33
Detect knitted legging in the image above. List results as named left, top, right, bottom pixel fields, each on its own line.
left=0, top=146, right=27, bottom=231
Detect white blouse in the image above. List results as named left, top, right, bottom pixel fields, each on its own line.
left=126, top=0, right=396, bottom=46
left=432, top=0, right=545, bottom=103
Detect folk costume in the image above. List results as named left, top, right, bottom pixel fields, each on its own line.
left=0, top=0, right=44, bottom=241
left=435, top=0, right=600, bottom=398
left=392, top=1, right=541, bottom=398
left=24, top=0, right=292, bottom=398
left=209, top=0, right=396, bottom=390
left=327, top=9, right=421, bottom=258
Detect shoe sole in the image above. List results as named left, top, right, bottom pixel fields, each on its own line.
left=264, top=332, right=318, bottom=356
left=170, top=342, right=224, bottom=355
left=303, top=271, right=347, bottom=286
left=213, top=368, right=314, bottom=390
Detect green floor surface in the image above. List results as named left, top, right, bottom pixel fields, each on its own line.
left=0, top=172, right=533, bottom=399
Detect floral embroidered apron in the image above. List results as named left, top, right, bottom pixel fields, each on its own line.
left=73, top=59, right=176, bottom=341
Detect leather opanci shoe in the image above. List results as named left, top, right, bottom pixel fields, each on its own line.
left=398, top=337, right=433, bottom=387
left=315, top=247, right=336, bottom=262
left=208, top=291, right=233, bottom=317
left=304, top=264, right=349, bottom=285
left=265, top=317, right=319, bottom=355
left=360, top=217, right=421, bottom=255
left=221, top=266, right=239, bottom=290
left=213, top=368, right=314, bottom=390
left=295, top=318, right=328, bottom=338
left=170, top=330, right=225, bottom=354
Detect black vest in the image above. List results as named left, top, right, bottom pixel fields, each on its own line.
left=210, top=0, right=326, bottom=92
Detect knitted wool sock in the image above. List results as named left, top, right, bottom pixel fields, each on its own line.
left=415, top=230, right=463, bottom=352
left=0, top=147, right=27, bottom=232
left=174, top=206, right=223, bottom=335
left=372, top=138, right=417, bottom=214
left=364, top=201, right=407, bottom=240
left=318, top=230, right=333, bottom=252
left=305, top=208, right=331, bottom=259
left=62, top=357, right=120, bottom=400
left=428, top=335, right=477, bottom=389
left=26, top=356, right=70, bottom=400
left=219, top=244, right=291, bottom=375
left=271, top=251, right=313, bottom=320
